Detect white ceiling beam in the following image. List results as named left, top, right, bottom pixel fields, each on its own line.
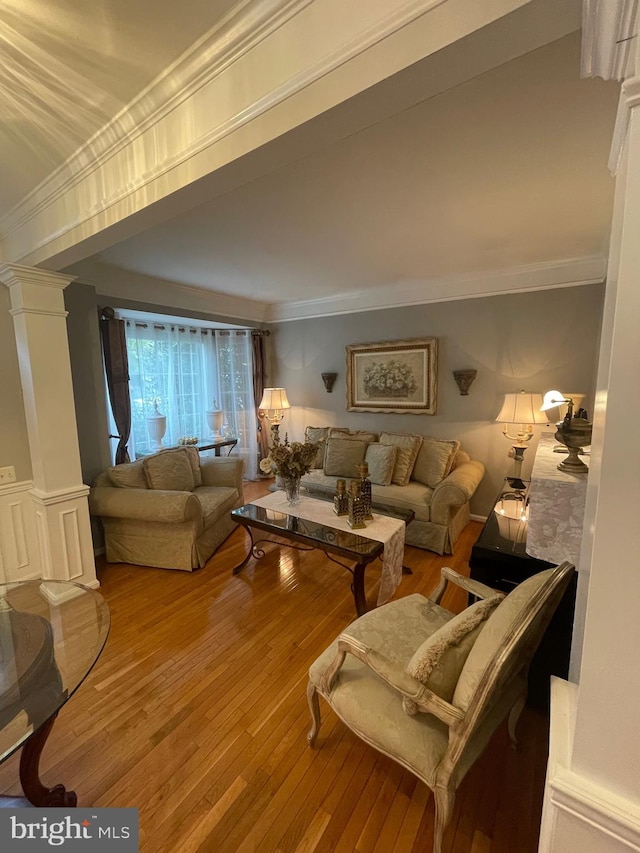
left=0, top=0, right=556, bottom=271
left=581, top=0, right=639, bottom=80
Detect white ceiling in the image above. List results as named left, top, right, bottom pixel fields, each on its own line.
left=1, top=1, right=621, bottom=318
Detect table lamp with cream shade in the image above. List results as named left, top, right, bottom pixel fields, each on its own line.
left=496, top=390, right=548, bottom=488
left=259, top=387, right=291, bottom=441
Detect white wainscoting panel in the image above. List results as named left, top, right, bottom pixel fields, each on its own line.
left=0, top=480, right=40, bottom=582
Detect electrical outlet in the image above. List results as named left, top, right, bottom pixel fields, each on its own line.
left=0, top=465, right=16, bottom=484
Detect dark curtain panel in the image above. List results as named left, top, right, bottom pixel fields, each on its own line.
left=252, top=330, right=270, bottom=464
left=99, top=308, right=131, bottom=464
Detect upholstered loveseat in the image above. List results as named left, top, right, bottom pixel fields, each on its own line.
left=299, top=427, right=484, bottom=555
left=89, top=446, right=244, bottom=571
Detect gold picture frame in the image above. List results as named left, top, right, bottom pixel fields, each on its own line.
left=346, top=338, right=438, bottom=414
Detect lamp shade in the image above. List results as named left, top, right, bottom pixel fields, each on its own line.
left=259, top=388, right=291, bottom=412
left=540, top=390, right=568, bottom=412
left=496, top=391, right=547, bottom=424
left=540, top=390, right=587, bottom=417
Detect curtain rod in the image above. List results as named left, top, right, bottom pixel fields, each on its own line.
left=125, top=322, right=261, bottom=335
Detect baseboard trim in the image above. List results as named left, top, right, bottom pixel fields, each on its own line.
left=540, top=679, right=640, bottom=852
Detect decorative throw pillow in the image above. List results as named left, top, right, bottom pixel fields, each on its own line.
left=182, top=445, right=203, bottom=487
left=108, top=460, right=148, bottom=489
left=305, top=426, right=330, bottom=468
left=323, top=438, right=368, bottom=477
left=406, top=594, right=504, bottom=703
left=329, top=428, right=379, bottom=444
left=364, top=444, right=397, bottom=486
left=143, top=449, right=195, bottom=492
left=379, top=432, right=424, bottom=486
left=412, top=437, right=460, bottom=489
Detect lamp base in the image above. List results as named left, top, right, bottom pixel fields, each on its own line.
left=557, top=447, right=589, bottom=474
left=506, top=476, right=528, bottom=491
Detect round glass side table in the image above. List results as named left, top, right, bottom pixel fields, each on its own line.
left=0, top=579, right=110, bottom=806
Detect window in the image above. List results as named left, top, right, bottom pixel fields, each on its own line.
left=123, top=318, right=257, bottom=478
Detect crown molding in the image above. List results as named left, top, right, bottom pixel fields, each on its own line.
left=266, top=256, right=608, bottom=322
left=0, top=0, right=316, bottom=236
left=73, top=260, right=271, bottom=324
left=581, top=0, right=638, bottom=81
left=0, top=0, right=447, bottom=256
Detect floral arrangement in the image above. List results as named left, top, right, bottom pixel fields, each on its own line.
left=362, top=359, right=417, bottom=397
left=259, top=433, right=319, bottom=480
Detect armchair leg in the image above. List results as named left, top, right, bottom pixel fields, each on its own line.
left=307, top=680, right=321, bottom=746
left=507, top=693, right=526, bottom=750
left=433, top=785, right=455, bottom=853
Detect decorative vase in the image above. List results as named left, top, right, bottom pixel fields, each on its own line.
left=146, top=400, right=166, bottom=451
left=333, top=478, right=349, bottom=516
left=284, top=476, right=301, bottom=506
left=357, top=462, right=373, bottom=519
left=206, top=400, right=224, bottom=441
left=348, top=481, right=366, bottom=529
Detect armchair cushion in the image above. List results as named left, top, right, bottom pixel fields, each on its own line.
left=108, top=460, right=148, bottom=489
left=194, top=486, right=240, bottom=526
left=143, top=448, right=195, bottom=492
left=380, top=432, right=423, bottom=486
left=412, top=437, right=460, bottom=489
left=406, top=594, right=504, bottom=701
left=364, top=443, right=397, bottom=486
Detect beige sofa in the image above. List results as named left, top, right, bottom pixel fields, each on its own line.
left=300, top=427, right=484, bottom=555
left=89, top=446, right=244, bottom=571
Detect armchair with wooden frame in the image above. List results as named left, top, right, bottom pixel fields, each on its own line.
left=307, top=561, right=575, bottom=853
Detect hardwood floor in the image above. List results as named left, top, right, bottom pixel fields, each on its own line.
left=0, top=480, right=549, bottom=852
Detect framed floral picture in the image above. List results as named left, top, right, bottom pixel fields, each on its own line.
left=346, top=338, right=438, bottom=414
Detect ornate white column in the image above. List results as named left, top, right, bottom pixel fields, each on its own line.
left=539, top=3, right=640, bottom=850
left=0, top=263, right=98, bottom=587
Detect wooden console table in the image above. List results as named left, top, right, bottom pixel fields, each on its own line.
left=469, top=468, right=577, bottom=708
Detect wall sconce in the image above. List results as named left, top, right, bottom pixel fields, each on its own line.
left=321, top=372, right=337, bottom=393
left=453, top=369, right=477, bottom=395
left=496, top=390, right=547, bottom=488
left=258, top=387, right=291, bottom=441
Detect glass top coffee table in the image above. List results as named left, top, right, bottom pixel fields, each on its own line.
left=0, top=580, right=110, bottom=806
left=231, top=495, right=414, bottom=616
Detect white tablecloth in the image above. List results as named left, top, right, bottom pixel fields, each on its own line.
left=250, top=492, right=406, bottom=605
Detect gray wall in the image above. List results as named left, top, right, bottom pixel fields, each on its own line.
left=64, top=282, right=113, bottom=487
left=0, top=287, right=32, bottom=481
left=270, top=283, right=605, bottom=517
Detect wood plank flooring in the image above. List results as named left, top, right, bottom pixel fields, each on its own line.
left=0, top=479, right=549, bottom=852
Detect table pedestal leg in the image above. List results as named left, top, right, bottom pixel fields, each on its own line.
left=19, top=715, right=77, bottom=807
left=351, top=563, right=368, bottom=617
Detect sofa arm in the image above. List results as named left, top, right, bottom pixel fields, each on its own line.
left=200, top=456, right=244, bottom=493
left=89, top=487, right=201, bottom=523
left=430, top=460, right=485, bottom=525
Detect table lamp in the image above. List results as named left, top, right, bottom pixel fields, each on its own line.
left=495, top=390, right=547, bottom=489
left=540, top=390, right=592, bottom=473
left=258, top=387, right=291, bottom=441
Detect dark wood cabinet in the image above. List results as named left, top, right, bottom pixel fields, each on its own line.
left=469, top=479, right=576, bottom=709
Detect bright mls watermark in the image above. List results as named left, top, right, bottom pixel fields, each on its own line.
left=0, top=809, right=138, bottom=850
